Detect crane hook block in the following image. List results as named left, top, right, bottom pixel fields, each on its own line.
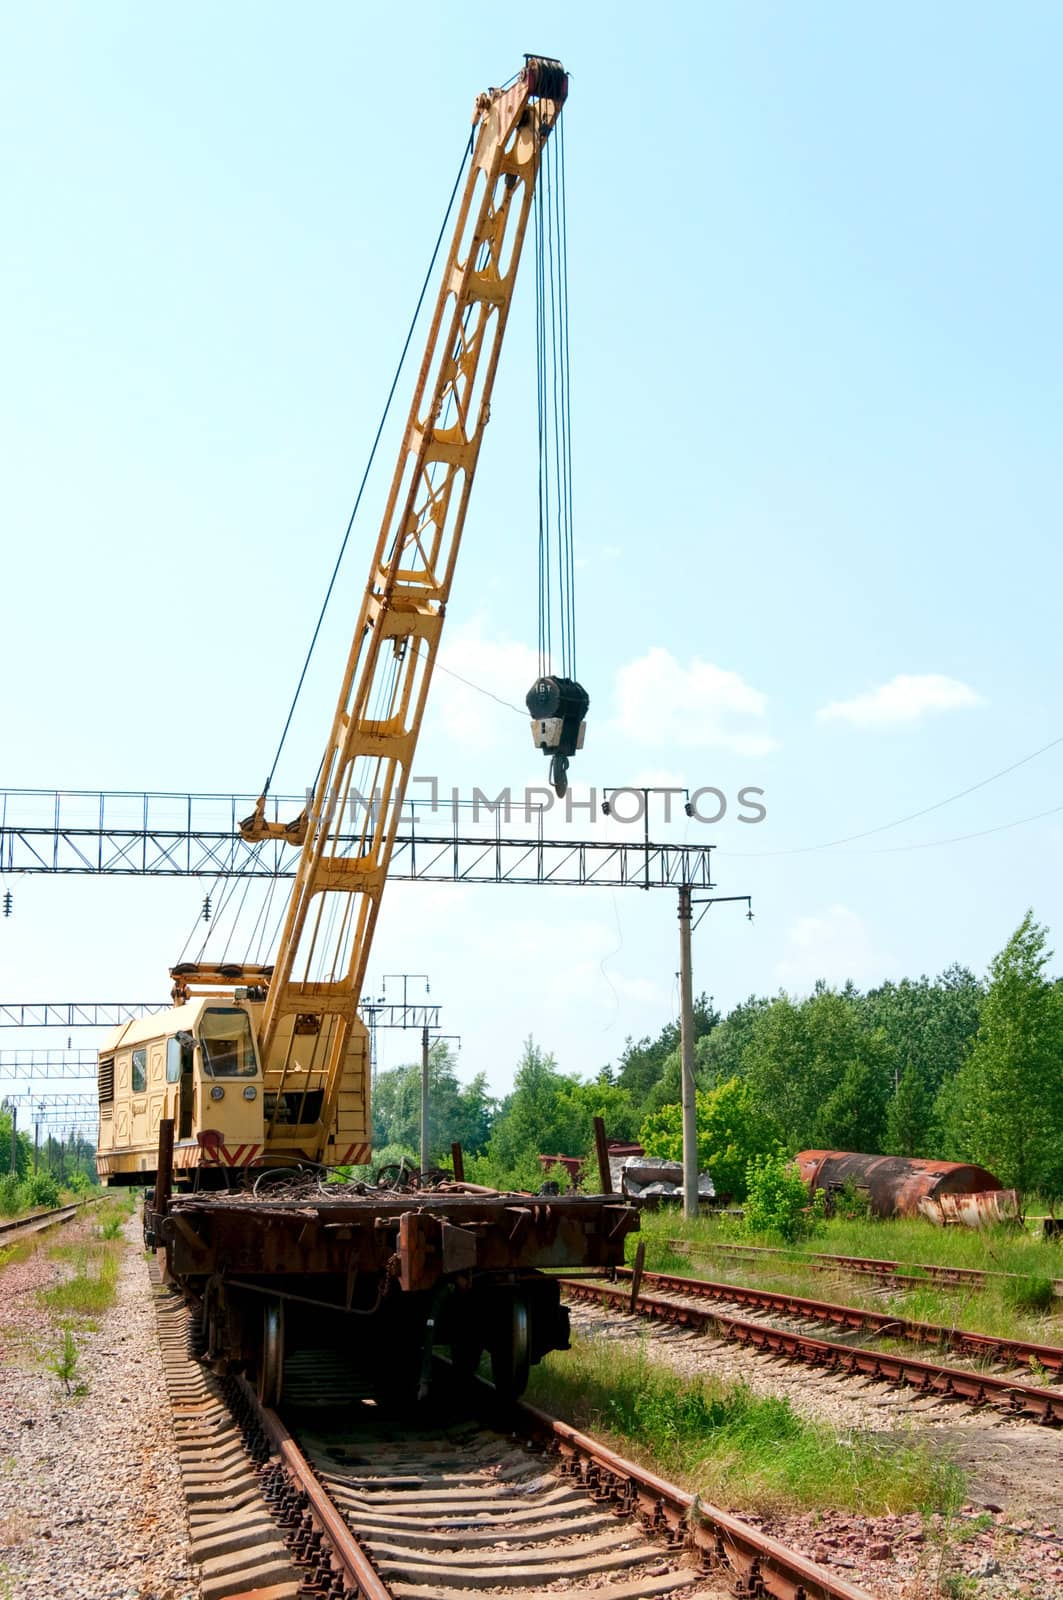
left=526, top=676, right=589, bottom=798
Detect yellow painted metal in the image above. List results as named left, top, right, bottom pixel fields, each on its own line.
left=237, top=60, right=567, bottom=1157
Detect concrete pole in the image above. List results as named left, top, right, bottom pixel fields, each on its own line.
left=9, top=1105, right=17, bottom=1179
left=420, top=1025, right=430, bottom=1174
left=678, top=885, right=698, bottom=1220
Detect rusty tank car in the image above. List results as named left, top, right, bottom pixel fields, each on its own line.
left=795, top=1150, right=1004, bottom=1219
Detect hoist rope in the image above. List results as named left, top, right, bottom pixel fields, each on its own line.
left=534, top=111, right=576, bottom=683
left=261, top=132, right=474, bottom=799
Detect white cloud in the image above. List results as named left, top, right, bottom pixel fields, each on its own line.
left=817, top=673, right=983, bottom=728
left=431, top=621, right=538, bottom=749
left=614, top=647, right=777, bottom=756
left=774, top=904, right=889, bottom=993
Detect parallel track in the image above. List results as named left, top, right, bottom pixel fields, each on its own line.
left=618, top=1265, right=1063, bottom=1374
left=152, top=1274, right=877, bottom=1600
left=668, top=1238, right=1063, bottom=1298
left=0, top=1195, right=100, bottom=1249
left=560, top=1274, right=1063, bottom=1426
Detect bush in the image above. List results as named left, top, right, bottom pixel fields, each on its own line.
left=743, top=1153, right=824, bottom=1244
left=0, top=1172, right=22, bottom=1216
left=23, top=1170, right=61, bottom=1209
left=640, top=1078, right=783, bottom=1202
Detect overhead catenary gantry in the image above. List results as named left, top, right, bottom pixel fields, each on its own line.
left=0, top=789, right=715, bottom=887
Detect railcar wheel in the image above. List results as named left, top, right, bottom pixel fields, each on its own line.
left=490, top=1294, right=530, bottom=1400
left=257, top=1299, right=285, bottom=1408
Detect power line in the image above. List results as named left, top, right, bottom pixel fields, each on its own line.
left=724, top=730, right=1063, bottom=858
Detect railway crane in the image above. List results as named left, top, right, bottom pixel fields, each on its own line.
left=105, top=57, right=634, bottom=1404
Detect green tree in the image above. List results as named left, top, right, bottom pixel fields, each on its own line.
left=741, top=990, right=889, bottom=1153
left=942, top=912, right=1063, bottom=1195
left=884, top=1063, right=933, bottom=1157
left=862, top=966, right=982, bottom=1155
left=371, top=1043, right=496, bottom=1162
left=697, top=995, right=773, bottom=1087
left=0, top=1106, right=32, bottom=1179
left=612, top=994, right=718, bottom=1114
left=480, top=1038, right=581, bottom=1188
left=639, top=1076, right=783, bottom=1200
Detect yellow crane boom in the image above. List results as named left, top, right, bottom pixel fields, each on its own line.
left=232, top=58, right=568, bottom=1156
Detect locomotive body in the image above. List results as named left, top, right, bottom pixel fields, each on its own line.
left=96, top=997, right=369, bottom=1185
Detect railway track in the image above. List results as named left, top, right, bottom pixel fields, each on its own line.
left=0, top=1195, right=101, bottom=1249
left=152, top=1272, right=877, bottom=1600
left=668, top=1238, right=1063, bottom=1298
left=559, top=1273, right=1063, bottom=1426
left=619, top=1264, right=1063, bottom=1373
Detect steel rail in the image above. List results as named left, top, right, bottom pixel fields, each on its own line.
left=669, top=1238, right=1063, bottom=1298
left=513, top=1397, right=874, bottom=1600
left=561, top=1277, right=1063, bottom=1426
left=227, top=1365, right=876, bottom=1600
left=616, top=1265, right=1063, bottom=1374
left=0, top=1195, right=102, bottom=1247
left=235, top=1377, right=393, bottom=1600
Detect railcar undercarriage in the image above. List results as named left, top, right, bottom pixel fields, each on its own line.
left=145, top=1169, right=638, bottom=1405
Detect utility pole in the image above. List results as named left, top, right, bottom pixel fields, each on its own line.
left=678, top=887, right=698, bottom=1219
left=9, top=1104, right=16, bottom=1178
left=420, top=1025, right=430, bottom=1174
left=677, top=888, right=753, bottom=1221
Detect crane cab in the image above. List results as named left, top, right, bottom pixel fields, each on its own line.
left=96, top=999, right=265, bottom=1185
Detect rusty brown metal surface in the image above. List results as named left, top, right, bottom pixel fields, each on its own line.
left=156, top=1192, right=638, bottom=1288
left=795, top=1150, right=1004, bottom=1218
left=593, top=1115, right=614, bottom=1194
left=934, top=1188, right=1021, bottom=1228
left=562, top=1277, right=1063, bottom=1426
left=614, top=1265, right=1063, bottom=1374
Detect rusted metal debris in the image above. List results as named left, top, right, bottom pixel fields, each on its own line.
left=927, top=1188, right=1021, bottom=1228
left=795, top=1150, right=1005, bottom=1219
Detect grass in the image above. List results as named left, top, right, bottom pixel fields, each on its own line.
left=0, top=1241, right=35, bottom=1275
left=526, top=1333, right=964, bottom=1516
left=649, top=1205, right=1063, bottom=1279
left=38, top=1242, right=120, bottom=1319
left=631, top=1212, right=1063, bottom=1346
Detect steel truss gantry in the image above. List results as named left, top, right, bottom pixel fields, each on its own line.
left=0, top=790, right=715, bottom=888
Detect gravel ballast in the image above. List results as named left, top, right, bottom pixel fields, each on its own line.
left=0, top=1213, right=198, bottom=1600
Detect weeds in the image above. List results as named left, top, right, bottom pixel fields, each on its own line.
left=632, top=1211, right=1062, bottom=1345
left=46, top=1327, right=85, bottom=1395
left=1001, top=1274, right=1054, bottom=1313
left=526, top=1334, right=964, bottom=1516
left=38, top=1245, right=119, bottom=1318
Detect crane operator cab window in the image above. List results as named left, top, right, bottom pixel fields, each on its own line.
left=199, top=1008, right=258, bottom=1078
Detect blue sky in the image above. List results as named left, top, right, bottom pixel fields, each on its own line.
left=2, top=3, right=1061, bottom=1120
